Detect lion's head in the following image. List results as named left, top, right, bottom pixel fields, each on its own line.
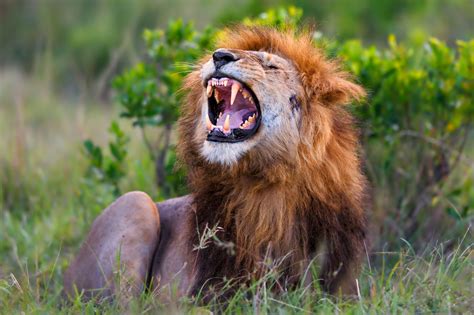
left=197, top=44, right=303, bottom=165
left=180, top=26, right=365, bottom=171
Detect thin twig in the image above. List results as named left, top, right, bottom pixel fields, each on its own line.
left=141, top=127, right=157, bottom=161
left=398, top=129, right=473, bottom=169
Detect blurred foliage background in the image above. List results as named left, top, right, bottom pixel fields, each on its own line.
left=1, top=0, right=473, bottom=100
left=0, top=1, right=473, bottom=312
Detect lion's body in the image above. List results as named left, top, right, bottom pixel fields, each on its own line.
left=64, top=26, right=369, bottom=301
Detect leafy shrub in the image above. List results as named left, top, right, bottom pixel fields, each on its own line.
left=334, top=36, right=473, bottom=248
left=83, top=121, right=129, bottom=196
left=84, top=7, right=473, bottom=249
left=85, top=20, right=214, bottom=198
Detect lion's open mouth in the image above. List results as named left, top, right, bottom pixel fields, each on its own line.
left=205, top=76, right=261, bottom=143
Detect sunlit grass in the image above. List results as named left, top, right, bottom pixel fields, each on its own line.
left=0, top=70, right=472, bottom=313
left=0, top=231, right=471, bottom=313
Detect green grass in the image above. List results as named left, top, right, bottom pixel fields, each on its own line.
left=0, top=70, right=472, bottom=314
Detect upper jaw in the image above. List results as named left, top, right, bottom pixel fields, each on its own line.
left=202, top=70, right=243, bottom=87
left=204, top=72, right=261, bottom=143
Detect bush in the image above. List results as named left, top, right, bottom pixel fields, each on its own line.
left=85, top=7, right=473, bottom=250
left=334, top=36, right=473, bottom=249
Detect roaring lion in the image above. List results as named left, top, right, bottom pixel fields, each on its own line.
left=64, top=26, right=368, bottom=301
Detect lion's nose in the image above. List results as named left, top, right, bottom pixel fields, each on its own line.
left=212, top=50, right=239, bottom=69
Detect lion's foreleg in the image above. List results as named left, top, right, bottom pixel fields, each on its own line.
left=63, top=191, right=160, bottom=300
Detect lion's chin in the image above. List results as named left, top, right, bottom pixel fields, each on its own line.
left=200, top=140, right=255, bottom=166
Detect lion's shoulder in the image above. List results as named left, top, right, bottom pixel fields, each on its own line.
left=157, top=194, right=194, bottom=223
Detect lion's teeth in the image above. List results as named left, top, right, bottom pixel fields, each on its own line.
left=219, top=78, right=229, bottom=87
left=206, top=84, right=212, bottom=97
left=223, top=114, right=231, bottom=132
left=214, top=89, right=220, bottom=103
left=248, top=115, right=255, bottom=123
left=231, top=82, right=241, bottom=106
left=206, top=115, right=213, bottom=131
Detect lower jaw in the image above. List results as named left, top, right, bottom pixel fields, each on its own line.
left=206, top=132, right=253, bottom=143
left=206, top=122, right=260, bottom=143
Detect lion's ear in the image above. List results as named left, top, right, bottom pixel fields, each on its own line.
left=320, top=75, right=366, bottom=106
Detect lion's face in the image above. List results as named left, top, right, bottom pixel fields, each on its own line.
left=196, top=48, right=303, bottom=165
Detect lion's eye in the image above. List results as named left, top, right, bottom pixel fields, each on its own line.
left=263, top=62, right=279, bottom=70
left=255, top=51, right=280, bottom=70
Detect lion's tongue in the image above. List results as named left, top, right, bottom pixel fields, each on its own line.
left=216, top=109, right=256, bottom=130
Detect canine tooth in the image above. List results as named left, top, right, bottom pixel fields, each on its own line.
left=223, top=114, right=230, bottom=132
left=206, top=84, right=212, bottom=97
left=206, top=116, right=213, bottom=131
left=248, top=115, right=255, bottom=123
left=214, top=89, right=220, bottom=102
left=231, top=82, right=241, bottom=106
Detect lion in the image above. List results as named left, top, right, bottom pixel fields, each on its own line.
left=64, top=25, right=369, bottom=301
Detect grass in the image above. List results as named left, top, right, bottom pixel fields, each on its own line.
left=0, top=236, right=471, bottom=313
left=0, top=69, right=472, bottom=314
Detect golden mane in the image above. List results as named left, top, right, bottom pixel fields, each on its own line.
left=178, top=25, right=368, bottom=294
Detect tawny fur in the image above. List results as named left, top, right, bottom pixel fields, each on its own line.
left=178, top=26, right=369, bottom=296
